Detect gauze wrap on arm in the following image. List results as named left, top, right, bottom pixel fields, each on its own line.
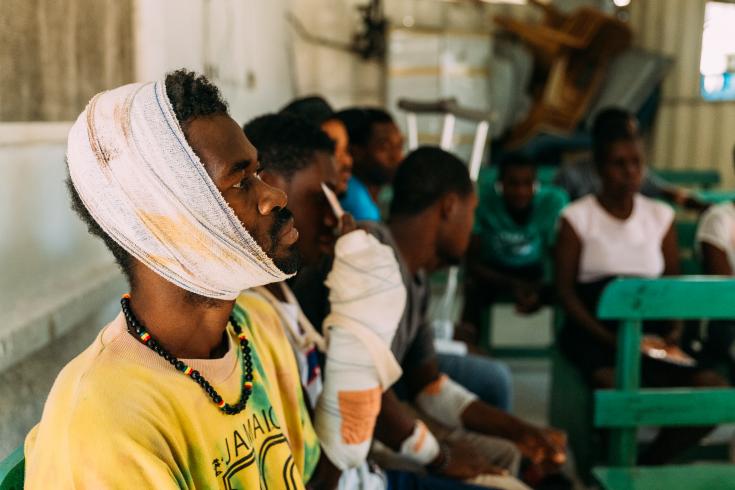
left=415, top=374, right=478, bottom=429
left=316, top=230, right=406, bottom=470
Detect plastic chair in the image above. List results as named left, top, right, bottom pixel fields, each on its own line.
left=0, top=446, right=24, bottom=490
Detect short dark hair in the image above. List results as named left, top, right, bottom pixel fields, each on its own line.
left=280, top=96, right=334, bottom=125
left=592, top=107, right=638, bottom=165
left=67, top=69, right=229, bottom=284
left=243, top=113, right=335, bottom=178
left=334, top=107, right=395, bottom=146
left=497, top=151, right=536, bottom=180
left=390, top=146, right=473, bottom=217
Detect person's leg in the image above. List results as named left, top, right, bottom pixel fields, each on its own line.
left=638, top=367, right=728, bottom=465
left=437, top=352, right=513, bottom=412
left=385, top=470, right=492, bottom=490
left=443, top=428, right=523, bottom=476
left=461, top=275, right=494, bottom=336
left=697, top=320, right=735, bottom=382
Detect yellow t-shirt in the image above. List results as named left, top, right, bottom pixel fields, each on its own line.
left=25, top=292, right=320, bottom=489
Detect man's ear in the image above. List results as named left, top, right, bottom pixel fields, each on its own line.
left=439, top=193, right=459, bottom=221
left=259, top=170, right=288, bottom=193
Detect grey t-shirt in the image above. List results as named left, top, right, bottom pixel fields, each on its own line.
left=362, top=222, right=437, bottom=368
left=290, top=222, right=437, bottom=371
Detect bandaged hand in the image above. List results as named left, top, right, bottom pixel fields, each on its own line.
left=316, top=230, right=406, bottom=469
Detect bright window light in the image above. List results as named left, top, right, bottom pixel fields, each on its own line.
left=700, top=1, right=735, bottom=100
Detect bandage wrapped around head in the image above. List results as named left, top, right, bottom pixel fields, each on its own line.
left=315, top=230, right=406, bottom=469
left=66, top=81, right=292, bottom=299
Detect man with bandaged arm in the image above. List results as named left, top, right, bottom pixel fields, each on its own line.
left=243, top=113, right=406, bottom=488
left=294, top=147, right=567, bottom=489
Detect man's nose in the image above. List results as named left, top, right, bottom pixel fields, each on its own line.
left=257, top=178, right=288, bottom=215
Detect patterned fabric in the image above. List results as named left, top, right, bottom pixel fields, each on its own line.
left=25, top=293, right=319, bottom=489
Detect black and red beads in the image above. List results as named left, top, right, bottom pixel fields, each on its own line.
left=120, top=294, right=255, bottom=415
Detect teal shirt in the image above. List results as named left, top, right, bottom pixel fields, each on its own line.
left=474, top=185, right=569, bottom=271
left=340, top=176, right=381, bottom=221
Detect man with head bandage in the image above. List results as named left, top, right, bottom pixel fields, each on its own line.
left=24, top=70, right=351, bottom=489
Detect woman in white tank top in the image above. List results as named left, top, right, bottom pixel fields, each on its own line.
left=553, top=108, right=727, bottom=465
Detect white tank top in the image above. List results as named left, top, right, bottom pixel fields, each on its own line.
left=562, top=194, right=675, bottom=283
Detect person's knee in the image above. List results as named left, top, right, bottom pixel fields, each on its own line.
left=470, top=356, right=513, bottom=411
left=691, top=369, right=729, bottom=388
left=592, top=367, right=615, bottom=389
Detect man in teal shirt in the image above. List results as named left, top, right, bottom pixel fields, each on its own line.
left=335, top=108, right=404, bottom=221
left=463, top=152, right=568, bottom=329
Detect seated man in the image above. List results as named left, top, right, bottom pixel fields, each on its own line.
left=243, top=113, right=495, bottom=490
left=280, top=95, right=353, bottom=195
left=369, top=148, right=566, bottom=484
left=335, top=107, right=404, bottom=221
left=25, top=71, right=324, bottom=488
left=462, top=152, right=568, bottom=335
left=294, top=147, right=567, bottom=486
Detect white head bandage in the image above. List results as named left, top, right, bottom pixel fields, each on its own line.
left=67, top=81, right=292, bottom=299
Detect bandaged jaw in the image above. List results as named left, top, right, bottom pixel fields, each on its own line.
left=315, top=230, right=406, bottom=469
left=415, top=374, right=478, bottom=429
left=67, top=81, right=292, bottom=299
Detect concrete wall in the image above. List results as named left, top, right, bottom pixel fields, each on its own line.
left=0, top=0, right=134, bottom=121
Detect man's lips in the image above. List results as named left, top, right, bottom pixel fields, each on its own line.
left=278, top=218, right=299, bottom=245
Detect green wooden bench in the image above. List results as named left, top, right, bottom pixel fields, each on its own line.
left=593, top=277, right=735, bottom=490
left=0, top=446, right=24, bottom=490
left=676, top=220, right=700, bottom=275
left=653, top=169, right=721, bottom=190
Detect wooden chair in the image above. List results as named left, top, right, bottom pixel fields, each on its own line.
left=593, top=277, right=735, bottom=490
left=0, top=446, right=24, bottom=490
left=495, top=5, right=632, bottom=148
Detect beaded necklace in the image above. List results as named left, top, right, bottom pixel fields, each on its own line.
left=120, top=294, right=254, bottom=415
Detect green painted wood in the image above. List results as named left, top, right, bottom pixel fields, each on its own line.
left=593, top=464, right=735, bottom=490
left=696, top=189, right=735, bottom=204
left=597, top=277, right=735, bottom=320
left=490, top=347, right=552, bottom=358
left=654, top=169, right=721, bottom=189
left=608, top=319, right=641, bottom=466
left=0, top=446, right=24, bottom=490
left=595, top=388, right=735, bottom=428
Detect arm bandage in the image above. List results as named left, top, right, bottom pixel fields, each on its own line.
left=399, top=420, right=441, bottom=466
left=415, top=374, right=478, bottom=429
left=316, top=230, right=406, bottom=470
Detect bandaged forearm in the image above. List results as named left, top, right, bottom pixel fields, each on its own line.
left=399, top=420, right=440, bottom=466
left=415, top=374, right=478, bottom=429
left=316, top=230, right=406, bottom=470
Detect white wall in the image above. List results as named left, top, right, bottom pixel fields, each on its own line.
left=135, top=0, right=296, bottom=124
